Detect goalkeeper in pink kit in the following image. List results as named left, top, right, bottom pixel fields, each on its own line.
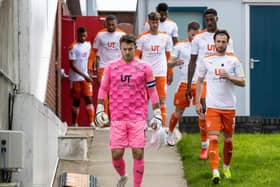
left=95, top=34, right=162, bottom=187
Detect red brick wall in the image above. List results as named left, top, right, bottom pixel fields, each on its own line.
left=45, top=2, right=62, bottom=116
left=45, top=23, right=58, bottom=114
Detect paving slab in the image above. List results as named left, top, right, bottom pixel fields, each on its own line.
left=53, top=128, right=187, bottom=187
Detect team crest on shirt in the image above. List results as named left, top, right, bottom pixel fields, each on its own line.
left=134, top=66, right=140, bottom=72
left=82, top=52, right=87, bottom=57
left=227, top=60, right=233, bottom=65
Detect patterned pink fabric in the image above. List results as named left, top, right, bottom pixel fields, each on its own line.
left=98, top=58, right=158, bottom=121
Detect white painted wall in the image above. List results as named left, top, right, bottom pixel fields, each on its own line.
left=0, top=0, right=58, bottom=102
left=13, top=94, right=67, bottom=187
left=29, top=0, right=58, bottom=102
left=137, top=0, right=248, bottom=116
left=0, top=0, right=20, bottom=129
left=1, top=0, right=68, bottom=186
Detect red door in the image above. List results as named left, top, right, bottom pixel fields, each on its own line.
left=61, top=16, right=105, bottom=126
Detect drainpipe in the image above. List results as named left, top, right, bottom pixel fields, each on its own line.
left=0, top=69, right=17, bottom=130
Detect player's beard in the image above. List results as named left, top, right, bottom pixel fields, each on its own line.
left=160, top=17, right=166, bottom=22
left=107, top=28, right=115, bottom=33
left=207, top=24, right=217, bottom=33
left=78, top=39, right=85, bottom=43
left=216, top=46, right=226, bottom=53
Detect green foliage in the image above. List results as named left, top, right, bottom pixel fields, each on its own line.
left=177, top=133, right=280, bottom=187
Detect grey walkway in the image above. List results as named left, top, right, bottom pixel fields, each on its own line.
left=53, top=128, right=187, bottom=187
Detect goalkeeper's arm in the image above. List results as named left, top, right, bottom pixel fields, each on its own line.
left=150, top=104, right=162, bottom=130
left=146, top=80, right=162, bottom=129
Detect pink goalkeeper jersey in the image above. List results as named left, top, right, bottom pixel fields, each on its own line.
left=98, top=58, right=159, bottom=121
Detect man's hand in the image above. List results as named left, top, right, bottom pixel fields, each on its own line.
left=220, top=69, right=230, bottom=79
left=195, top=103, right=205, bottom=119
left=84, top=75, right=93, bottom=83
left=186, top=85, right=192, bottom=99
left=88, top=69, right=95, bottom=79
left=95, top=104, right=109, bottom=127
left=175, top=59, right=184, bottom=66
left=149, top=108, right=162, bottom=130
left=167, top=74, right=173, bottom=85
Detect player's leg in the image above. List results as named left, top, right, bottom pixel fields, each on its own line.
left=209, top=134, right=221, bottom=184
left=194, top=82, right=208, bottom=159
left=167, top=107, right=184, bottom=146
left=72, top=99, right=80, bottom=126
left=222, top=110, right=236, bottom=179
left=132, top=148, right=144, bottom=187
left=206, top=108, right=222, bottom=184
left=82, top=81, right=95, bottom=128
left=155, top=77, right=167, bottom=127
left=168, top=83, right=190, bottom=145
left=169, top=83, right=189, bottom=131
left=110, top=121, right=129, bottom=186
left=71, top=81, right=81, bottom=126
left=199, top=98, right=208, bottom=159
left=112, top=148, right=127, bottom=187
left=128, top=120, right=146, bottom=187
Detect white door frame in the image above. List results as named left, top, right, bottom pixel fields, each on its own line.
left=243, top=0, right=280, bottom=115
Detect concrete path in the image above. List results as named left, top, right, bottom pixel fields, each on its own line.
left=53, top=128, right=187, bottom=187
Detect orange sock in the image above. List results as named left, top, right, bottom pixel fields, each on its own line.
left=169, top=112, right=178, bottom=132
left=208, top=139, right=219, bottom=170
left=223, top=141, right=233, bottom=166
left=199, top=119, right=208, bottom=142
left=160, top=105, right=167, bottom=127
left=86, top=104, right=94, bottom=123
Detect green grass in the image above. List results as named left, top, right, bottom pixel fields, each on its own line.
left=177, top=133, right=280, bottom=187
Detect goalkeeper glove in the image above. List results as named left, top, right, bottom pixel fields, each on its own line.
left=95, top=104, right=109, bottom=127
left=149, top=108, right=162, bottom=130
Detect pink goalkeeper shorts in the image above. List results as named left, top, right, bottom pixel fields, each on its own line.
left=109, top=120, right=146, bottom=149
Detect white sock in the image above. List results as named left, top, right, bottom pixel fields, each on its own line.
left=223, top=164, right=230, bottom=169
left=201, top=140, right=209, bottom=149
left=168, top=130, right=173, bottom=136
left=212, top=169, right=219, bottom=175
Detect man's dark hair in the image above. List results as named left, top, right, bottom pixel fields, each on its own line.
left=156, top=2, right=168, bottom=12
left=188, top=21, right=200, bottom=31
left=148, top=12, right=161, bottom=21
left=203, top=8, right=218, bottom=17
left=106, top=14, right=117, bottom=22
left=77, top=27, right=86, bottom=33
left=120, top=34, right=136, bottom=45
left=213, top=29, right=230, bottom=42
